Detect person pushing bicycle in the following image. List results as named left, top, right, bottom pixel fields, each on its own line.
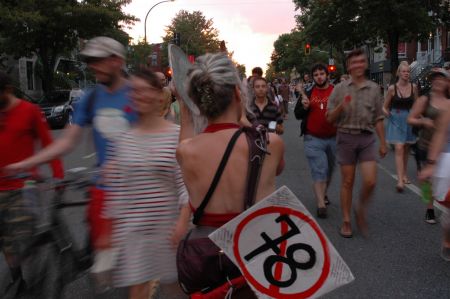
left=0, top=71, right=64, bottom=292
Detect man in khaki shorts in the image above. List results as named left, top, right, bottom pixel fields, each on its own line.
left=327, top=48, right=387, bottom=238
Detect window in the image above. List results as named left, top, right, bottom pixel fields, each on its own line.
left=398, top=42, right=407, bottom=58
left=26, top=61, right=34, bottom=90
left=151, top=52, right=157, bottom=66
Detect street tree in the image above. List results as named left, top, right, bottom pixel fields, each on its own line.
left=161, top=10, right=221, bottom=64
left=0, top=0, right=136, bottom=94
left=293, top=0, right=436, bottom=77
left=270, top=30, right=328, bottom=77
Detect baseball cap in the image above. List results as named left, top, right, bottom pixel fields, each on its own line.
left=429, top=68, right=450, bottom=79
left=80, top=36, right=126, bottom=59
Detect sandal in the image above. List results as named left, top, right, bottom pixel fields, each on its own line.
left=403, top=178, right=411, bottom=184
left=324, top=195, right=330, bottom=205
left=396, top=184, right=404, bottom=193
left=339, top=222, right=353, bottom=238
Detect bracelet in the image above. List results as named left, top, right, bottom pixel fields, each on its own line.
left=426, top=159, right=436, bottom=165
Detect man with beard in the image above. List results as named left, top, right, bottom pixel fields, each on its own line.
left=294, top=64, right=336, bottom=218
left=5, top=37, right=137, bottom=248
left=0, top=71, right=63, bottom=291
left=327, top=48, right=387, bottom=238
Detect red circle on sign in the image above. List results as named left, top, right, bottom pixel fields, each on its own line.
left=233, top=206, right=330, bottom=298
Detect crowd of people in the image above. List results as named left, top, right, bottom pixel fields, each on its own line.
left=1, top=35, right=450, bottom=298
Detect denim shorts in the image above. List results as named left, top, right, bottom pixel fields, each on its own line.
left=304, top=134, right=337, bottom=182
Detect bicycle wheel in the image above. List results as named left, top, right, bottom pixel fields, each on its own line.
left=23, top=242, right=64, bottom=299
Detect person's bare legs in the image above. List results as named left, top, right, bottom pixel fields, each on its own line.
left=129, top=281, right=151, bottom=299
left=394, top=144, right=405, bottom=191
left=402, top=144, right=410, bottom=183
left=340, top=164, right=356, bottom=235
left=313, top=181, right=327, bottom=208
left=356, top=161, right=377, bottom=235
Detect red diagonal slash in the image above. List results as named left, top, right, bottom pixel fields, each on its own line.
left=269, top=214, right=290, bottom=293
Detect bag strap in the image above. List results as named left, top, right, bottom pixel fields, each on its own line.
left=192, top=128, right=244, bottom=225
left=243, top=125, right=269, bottom=208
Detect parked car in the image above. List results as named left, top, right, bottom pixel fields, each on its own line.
left=38, top=89, right=84, bottom=129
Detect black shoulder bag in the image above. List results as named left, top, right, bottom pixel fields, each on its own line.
left=177, top=126, right=268, bottom=295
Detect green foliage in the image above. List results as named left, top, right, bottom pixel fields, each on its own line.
left=270, top=30, right=329, bottom=77
left=0, top=0, right=137, bottom=94
left=293, top=0, right=441, bottom=76
left=127, top=41, right=154, bottom=72
left=160, top=10, right=221, bottom=66
left=235, top=63, right=246, bottom=80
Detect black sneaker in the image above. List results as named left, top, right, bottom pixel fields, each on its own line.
left=317, top=207, right=327, bottom=219
left=425, top=209, right=437, bottom=224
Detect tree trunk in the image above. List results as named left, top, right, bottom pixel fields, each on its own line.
left=387, top=31, right=399, bottom=84
left=39, top=47, right=55, bottom=96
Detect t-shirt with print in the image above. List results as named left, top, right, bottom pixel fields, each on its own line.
left=73, top=84, right=137, bottom=167
left=306, top=85, right=336, bottom=138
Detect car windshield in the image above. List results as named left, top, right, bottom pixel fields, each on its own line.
left=39, top=90, right=70, bottom=105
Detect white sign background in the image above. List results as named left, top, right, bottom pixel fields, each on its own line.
left=209, top=186, right=355, bottom=299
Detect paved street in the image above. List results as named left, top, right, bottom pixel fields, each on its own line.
left=2, top=104, right=450, bottom=298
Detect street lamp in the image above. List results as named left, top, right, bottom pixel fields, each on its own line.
left=144, top=0, right=175, bottom=44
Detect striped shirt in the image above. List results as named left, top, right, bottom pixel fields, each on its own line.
left=247, top=98, right=283, bottom=128
left=102, top=124, right=188, bottom=287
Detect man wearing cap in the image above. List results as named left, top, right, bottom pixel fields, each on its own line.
left=4, top=36, right=136, bottom=247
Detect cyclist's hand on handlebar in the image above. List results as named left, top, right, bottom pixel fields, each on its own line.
left=3, top=161, right=32, bottom=176
left=52, top=178, right=65, bottom=192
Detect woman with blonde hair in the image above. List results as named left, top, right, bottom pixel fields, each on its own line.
left=383, top=61, right=418, bottom=192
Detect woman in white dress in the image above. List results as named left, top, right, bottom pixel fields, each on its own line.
left=102, top=68, right=190, bottom=299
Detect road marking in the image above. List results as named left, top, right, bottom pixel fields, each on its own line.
left=377, top=163, right=445, bottom=212
left=83, top=152, right=96, bottom=159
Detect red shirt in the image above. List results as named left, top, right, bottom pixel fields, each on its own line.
left=0, top=100, right=64, bottom=190
left=306, top=85, right=337, bottom=138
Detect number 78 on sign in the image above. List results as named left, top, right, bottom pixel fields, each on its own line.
left=209, top=186, right=355, bottom=299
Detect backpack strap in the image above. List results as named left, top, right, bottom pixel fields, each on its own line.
left=243, top=125, right=269, bottom=208
left=192, top=128, right=244, bottom=225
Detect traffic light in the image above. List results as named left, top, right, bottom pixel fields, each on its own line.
left=173, top=32, right=180, bottom=46
left=305, top=43, right=311, bottom=55
left=166, top=68, right=173, bottom=81
left=328, top=64, right=336, bottom=73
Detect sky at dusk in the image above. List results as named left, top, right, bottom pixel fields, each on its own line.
left=123, top=0, right=297, bottom=75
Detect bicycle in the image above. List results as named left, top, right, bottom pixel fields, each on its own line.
left=1, top=167, right=97, bottom=299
